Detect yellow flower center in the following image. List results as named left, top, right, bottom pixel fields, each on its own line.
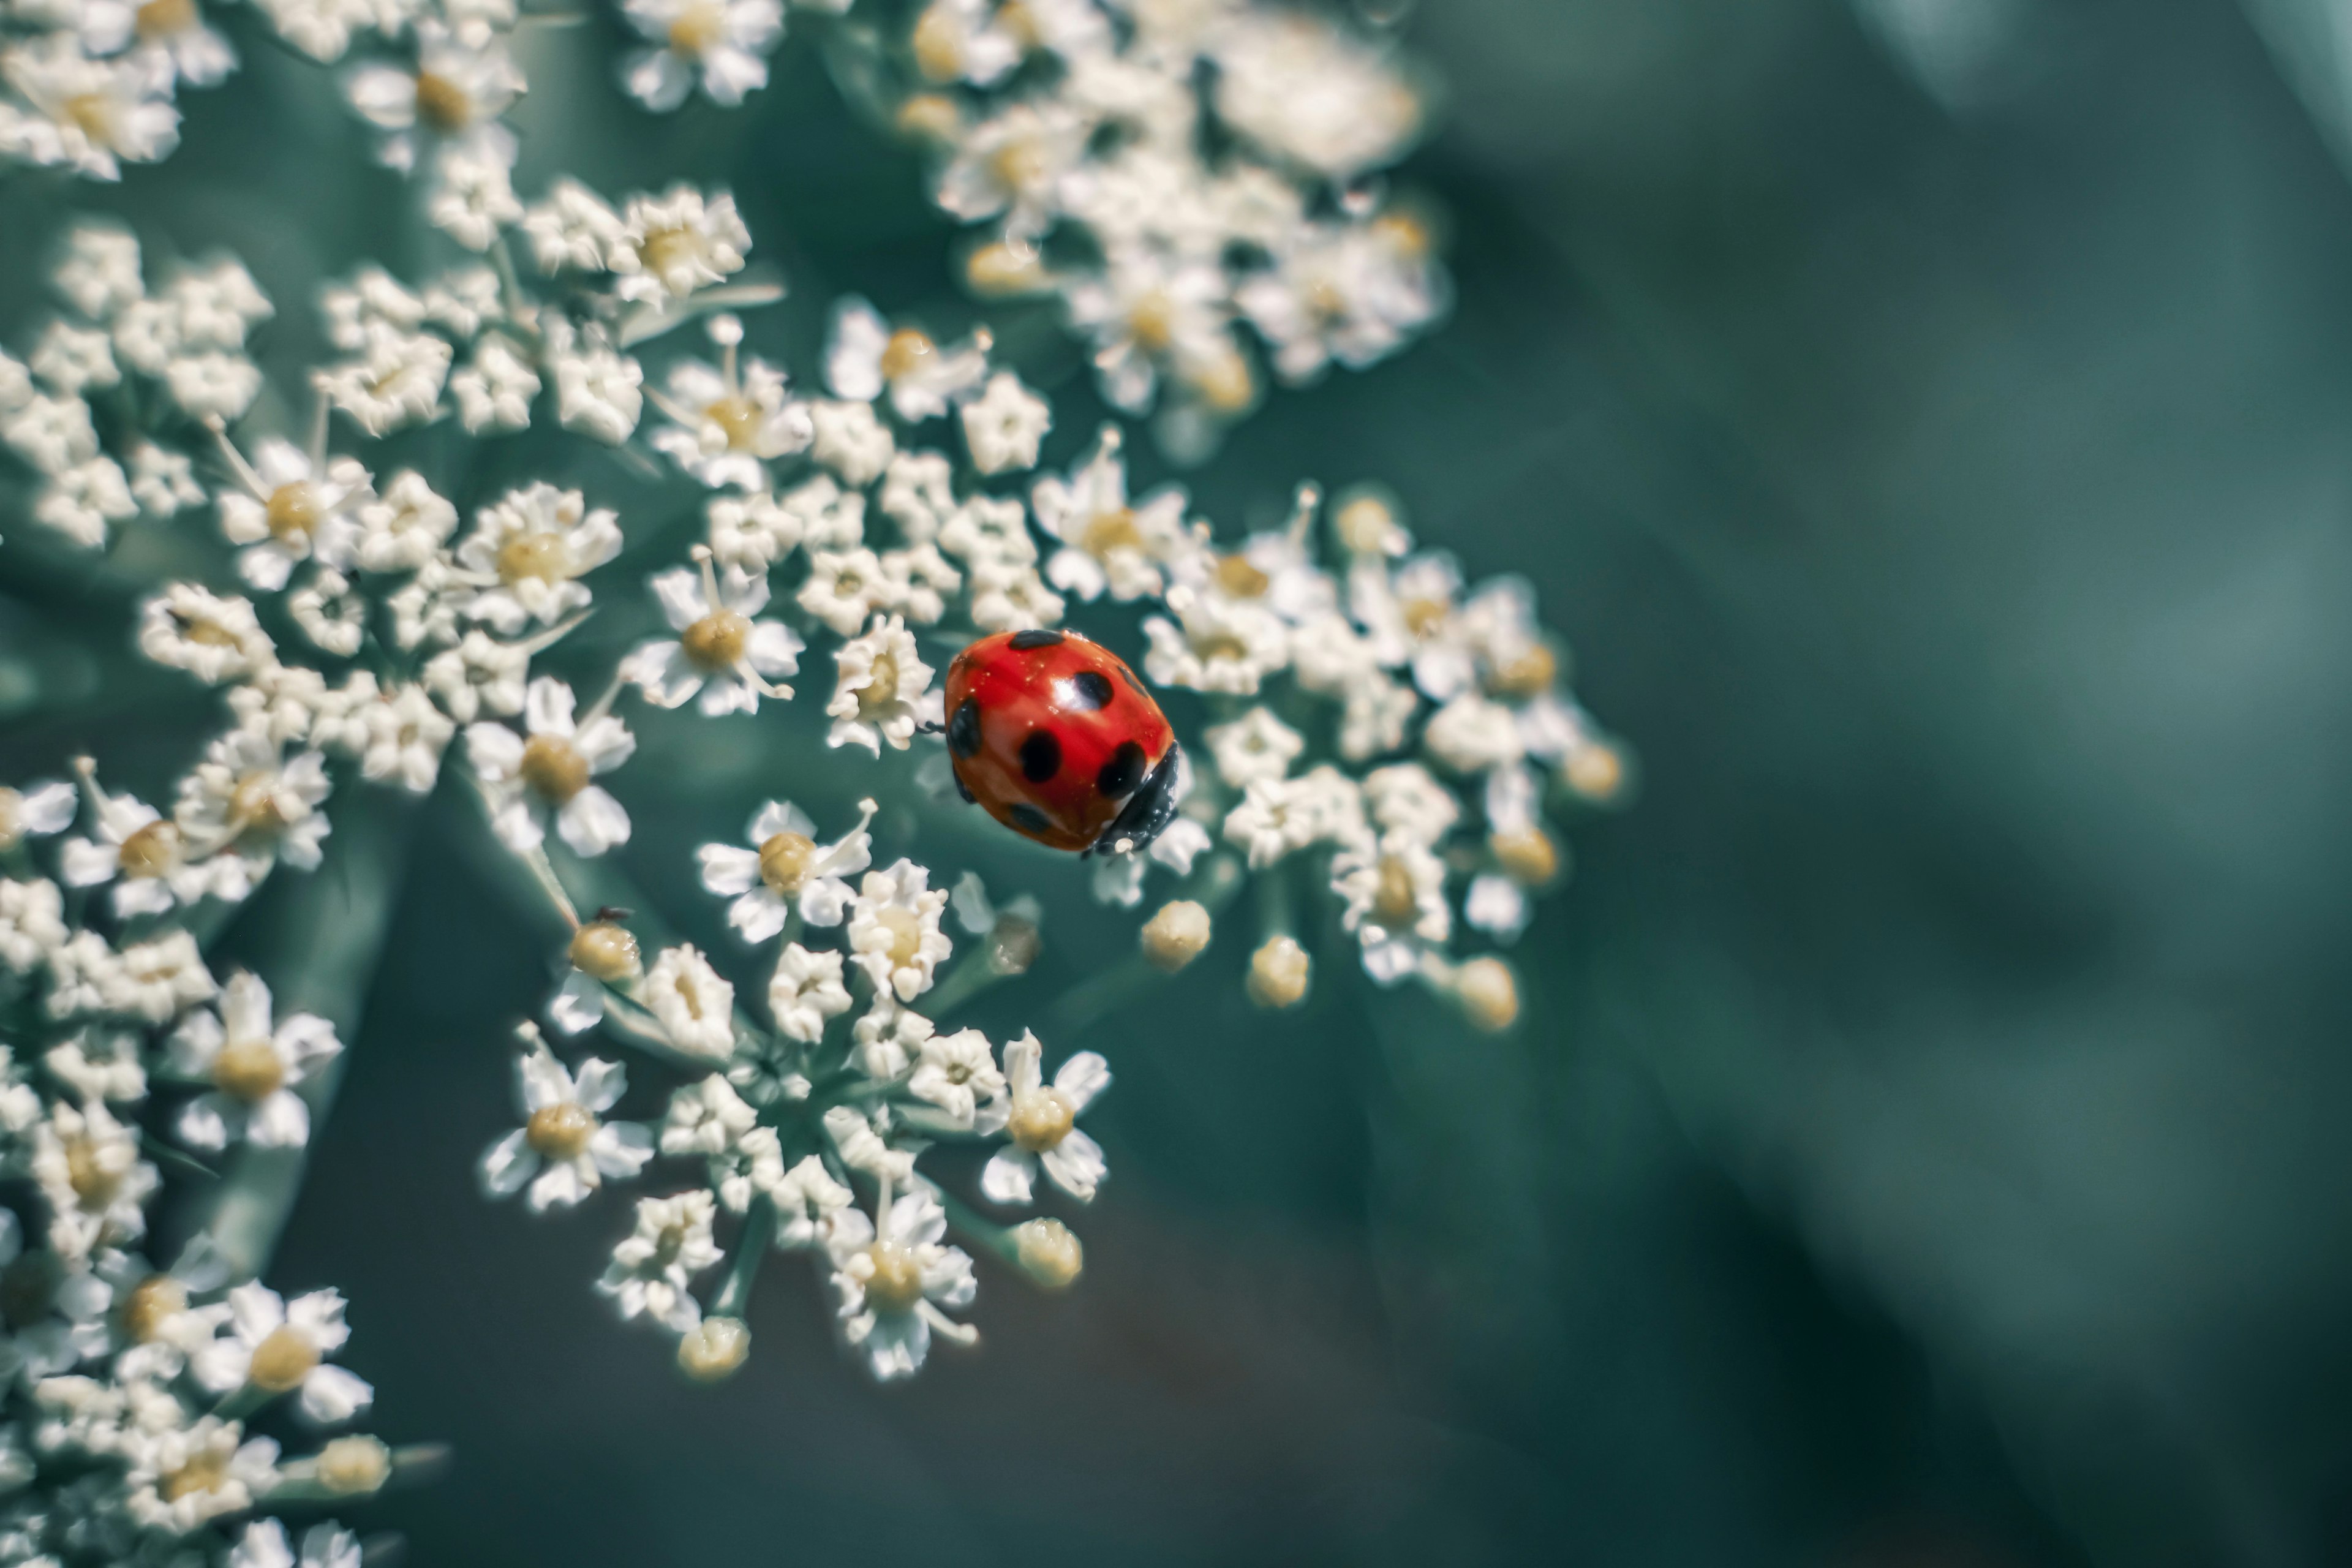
left=496, top=532, right=569, bottom=584
left=997, top=0, right=1040, bottom=48
left=117, top=820, right=182, bottom=878
left=413, top=70, right=473, bottom=133
left=1566, top=744, right=1625, bottom=803
left=1009, top=1090, right=1074, bottom=1153
left=1400, top=596, right=1450, bottom=639
left=570, top=921, right=641, bottom=982
left=1491, top=827, right=1559, bottom=886
left=1127, top=290, right=1177, bottom=353
left=1078, top=508, right=1142, bottom=560
left=518, top=734, right=590, bottom=804
left=880, top=328, right=936, bottom=383
left=965, top=240, right=1044, bottom=295
left=862, top=1242, right=927, bottom=1313
left=230, top=771, right=289, bottom=833
left=989, top=137, right=1049, bottom=195
left=316, top=1436, right=393, bottom=1496
left=525, top=1101, right=595, bottom=1161
left=182, top=614, right=245, bottom=648
left=1213, top=554, right=1270, bottom=599
left=1371, top=855, right=1419, bottom=926
left=162, top=1449, right=231, bottom=1502
left=666, top=0, right=728, bottom=56
left=756, top=831, right=816, bottom=895
left=120, top=1275, right=188, bottom=1344
left=1187, top=347, right=1254, bottom=414
left=1372, top=210, right=1431, bottom=259
left=1335, top=497, right=1396, bottom=555
left=637, top=225, right=701, bottom=282
left=895, top=92, right=961, bottom=145
left=62, top=1134, right=123, bottom=1205
left=1487, top=643, right=1556, bottom=698
left=857, top=650, right=901, bottom=717
left=61, top=94, right=113, bottom=143
left=703, top=394, right=761, bottom=449
left=248, top=1324, right=320, bottom=1392
left=1189, top=629, right=1252, bottom=665
left=873, top=905, right=925, bottom=968
left=211, top=1036, right=286, bottom=1102
left=681, top=609, right=751, bottom=673
left=268, top=483, right=325, bottom=541
left=135, top=0, right=197, bottom=39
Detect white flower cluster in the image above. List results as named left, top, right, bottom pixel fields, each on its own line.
left=0, top=0, right=233, bottom=179
left=484, top=825, right=1105, bottom=1381
left=891, top=0, right=1446, bottom=441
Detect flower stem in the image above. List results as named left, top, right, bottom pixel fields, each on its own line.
left=710, top=1195, right=776, bottom=1317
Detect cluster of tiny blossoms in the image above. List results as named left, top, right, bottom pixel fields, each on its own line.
left=0, top=0, right=232, bottom=180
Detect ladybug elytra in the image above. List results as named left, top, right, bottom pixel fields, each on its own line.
left=943, top=629, right=1183, bottom=855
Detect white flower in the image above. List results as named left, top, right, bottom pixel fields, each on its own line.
left=824, top=1188, right=977, bottom=1381
left=454, top=482, right=623, bottom=633
left=662, top=1077, right=777, bottom=1212
left=0, top=878, right=67, bottom=971
left=547, top=320, right=644, bottom=443
left=825, top=614, right=933, bottom=755
left=230, top=1519, right=363, bottom=1568
left=315, top=321, right=453, bottom=435
left=480, top=1039, right=655, bottom=1211
left=807, top=398, right=895, bottom=485
left=0, top=778, right=75, bottom=853
left=619, top=555, right=801, bottom=715
left=1338, top=671, right=1418, bottom=762
left=174, top=725, right=334, bottom=872
left=1332, top=829, right=1450, bottom=984
left=167, top=972, right=341, bottom=1153
left=191, top=1283, right=372, bottom=1425
left=1204, top=706, right=1303, bottom=788
left=421, top=629, right=529, bottom=724
left=342, top=23, right=522, bottom=174
left=704, top=489, right=800, bottom=575
left=981, top=1031, right=1109, bottom=1204
left=0, top=37, right=181, bottom=180
left=213, top=435, right=372, bottom=593
left=932, top=101, right=1087, bottom=230
left=643, top=944, right=737, bottom=1061
left=768, top=1155, right=852, bottom=1248
left=767, top=941, right=851, bottom=1043
left=698, top=797, right=875, bottom=941
left=598, top=1191, right=723, bottom=1332
left=1210, top=10, right=1420, bottom=178
left=53, top=224, right=144, bottom=319
left=1421, top=693, right=1527, bottom=775
left=959, top=370, right=1052, bottom=474
left=796, top=546, right=894, bottom=638
left=824, top=296, right=990, bottom=423
left=847, top=859, right=952, bottom=1001
left=126, top=440, right=204, bottom=516
left=465, top=677, right=636, bottom=858
left=61, top=772, right=248, bottom=919
left=1030, top=426, right=1199, bottom=601
left=1061, top=245, right=1246, bottom=416
left=646, top=315, right=812, bottom=489
left=252, top=0, right=386, bottom=61
left=621, top=0, right=783, bottom=110
left=450, top=331, right=540, bottom=432
left=32, top=1094, right=160, bottom=1257
left=1142, top=590, right=1289, bottom=695
left=45, top=1027, right=146, bottom=1104
left=1361, top=761, right=1460, bottom=845
left=3, top=392, right=99, bottom=473
left=850, top=998, right=932, bottom=1079
left=29, top=321, right=119, bottom=396
left=1464, top=873, right=1531, bottom=942
left=908, top=1027, right=1005, bottom=1129
left=426, top=142, right=524, bottom=249
left=85, top=929, right=219, bottom=1023
left=614, top=185, right=751, bottom=304
left=124, top=1415, right=279, bottom=1534
left=1237, top=214, right=1443, bottom=385
left=354, top=683, right=457, bottom=791
left=32, top=457, right=136, bottom=547
left=164, top=349, right=264, bottom=420
left=1221, top=764, right=1368, bottom=869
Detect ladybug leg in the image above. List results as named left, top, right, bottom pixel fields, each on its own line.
left=914, top=720, right=945, bottom=735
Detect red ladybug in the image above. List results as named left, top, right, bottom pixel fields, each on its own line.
left=943, top=629, right=1183, bottom=855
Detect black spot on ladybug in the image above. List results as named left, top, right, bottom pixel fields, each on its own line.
left=1009, top=629, right=1065, bottom=650
left=1009, top=802, right=1054, bottom=836
left=1096, top=740, right=1145, bottom=798
left=1061, top=670, right=1113, bottom=712
left=946, top=698, right=981, bottom=758
left=1019, top=729, right=1061, bottom=783
left=953, top=768, right=974, bottom=804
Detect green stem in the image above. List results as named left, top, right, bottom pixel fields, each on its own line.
left=710, top=1195, right=776, bottom=1317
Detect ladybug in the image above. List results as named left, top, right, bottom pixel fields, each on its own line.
left=942, top=629, right=1184, bottom=855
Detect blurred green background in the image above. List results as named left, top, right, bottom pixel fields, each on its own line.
left=7, top=0, right=2352, bottom=1562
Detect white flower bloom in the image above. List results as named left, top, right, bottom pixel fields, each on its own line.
left=124, top=1415, right=279, bottom=1534
left=1332, top=829, right=1450, bottom=984
left=704, top=489, right=799, bottom=575
left=1142, top=590, right=1288, bottom=695
left=824, top=296, right=990, bottom=423
left=1061, top=245, right=1246, bottom=417
left=1237, top=214, right=1444, bottom=385
left=850, top=998, right=932, bottom=1079
left=450, top=331, right=540, bottom=432
left=421, top=629, right=528, bottom=723
left=546, top=320, right=644, bottom=443
left=1361, top=761, right=1460, bottom=845
left=174, top=724, right=334, bottom=872
left=621, top=0, right=783, bottom=110
left=2, top=391, right=99, bottom=473
left=126, top=440, right=204, bottom=516
left=1221, top=764, right=1368, bottom=869
left=878, top=449, right=956, bottom=541
left=644, top=944, right=737, bottom=1061
left=782, top=470, right=869, bottom=550
left=230, top=1519, right=363, bottom=1568
left=698, top=797, right=875, bottom=941
left=0, top=878, right=67, bottom=972
left=315, top=321, right=452, bottom=435
left=768, top=1155, right=852, bottom=1248
left=767, top=941, right=851, bottom=1043
left=350, top=469, right=458, bottom=573
left=796, top=546, right=892, bottom=638
left=826, top=614, right=933, bottom=755
left=480, top=1039, right=655, bottom=1211
left=32, top=456, right=137, bottom=547
left=252, top=0, right=389, bottom=61
left=0, top=778, right=75, bottom=852
left=932, top=101, right=1087, bottom=230
left=614, top=185, right=751, bottom=304
left=619, top=556, right=801, bottom=715
left=1338, top=670, right=1419, bottom=762
left=959, top=369, right=1052, bottom=474
left=981, top=1031, right=1109, bottom=1204
left=212, top=435, right=372, bottom=593
left=167, top=972, right=341, bottom=1153
left=846, top=859, right=952, bottom=1001
left=191, top=1283, right=372, bottom=1425
left=53, top=224, right=144, bottom=319
left=879, top=542, right=961, bottom=625
left=454, top=482, right=623, bottom=633
left=31, top=1098, right=159, bottom=1257
left=807, top=398, right=895, bottom=485
left=0, top=37, right=181, bottom=180
left=353, top=683, right=457, bottom=791
left=1030, top=426, right=1199, bottom=601
left=658, top=1074, right=756, bottom=1158
left=465, top=676, right=636, bottom=858
left=45, top=1027, right=146, bottom=1104
left=1204, top=706, right=1303, bottom=788
left=426, top=142, right=524, bottom=250
left=29, top=321, right=119, bottom=396
left=598, top=1190, right=723, bottom=1332
left=824, top=1188, right=977, bottom=1381
left=647, top=315, right=812, bottom=489
left=342, top=23, right=522, bottom=174
left=1210, top=10, right=1420, bottom=178
left=1464, top=872, right=1531, bottom=942
left=288, top=568, right=367, bottom=656
left=1422, top=693, right=1527, bottom=775
left=908, top=1027, right=1006, bottom=1129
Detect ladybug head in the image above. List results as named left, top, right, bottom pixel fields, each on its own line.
left=1091, top=741, right=1187, bottom=858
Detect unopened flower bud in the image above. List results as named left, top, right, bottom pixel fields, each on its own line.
left=1490, top=826, right=1561, bottom=887
left=1451, top=957, right=1519, bottom=1033
left=570, top=920, right=641, bottom=983
left=315, top=1435, right=391, bottom=1496
left=1140, top=900, right=1211, bottom=972
left=1562, top=742, right=1627, bottom=805
left=1246, top=936, right=1310, bottom=1009
left=1013, top=1218, right=1083, bottom=1289
left=1334, top=492, right=1405, bottom=556
left=677, top=1316, right=750, bottom=1382
left=987, top=913, right=1042, bottom=975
